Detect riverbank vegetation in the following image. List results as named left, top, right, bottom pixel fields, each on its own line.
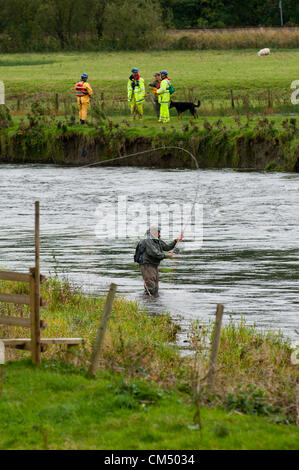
left=0, top=273, right=298, bottom=450
left=1, top=105, right=299, bottom=171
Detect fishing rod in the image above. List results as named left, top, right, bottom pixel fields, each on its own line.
left=80, top=145, right=200, bottom=282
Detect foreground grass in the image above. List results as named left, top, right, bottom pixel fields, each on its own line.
left=0, top=274, right=298, bottom=450
left=1, top=49, right=299, bottom=102
left=0, top=360, right=298, bottom=450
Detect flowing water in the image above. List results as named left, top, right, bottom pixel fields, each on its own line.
left=0, top=164, right=298, bottom=342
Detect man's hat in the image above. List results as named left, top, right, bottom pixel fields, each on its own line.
left=160, top=70, right=167, bottom=75
left=81, top=73, right=88, bottom=79
left=131, top=68, right=138, bottom=73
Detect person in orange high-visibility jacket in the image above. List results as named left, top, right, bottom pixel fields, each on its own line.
left=75, top=73, right=93, bottom=124
left=127, top=68, right=145, bottom=120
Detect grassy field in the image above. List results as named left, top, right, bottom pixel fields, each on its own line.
left=1, top=360, right=298, bottom=450
left=1, top=50, right=299, bottom=104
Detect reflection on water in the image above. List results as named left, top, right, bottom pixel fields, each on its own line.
left=0, top=164, right=298, bottom=340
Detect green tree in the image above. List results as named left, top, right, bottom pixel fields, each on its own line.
left=37, top=0, right=97, bottom=48
left=101, top=0, right=163, bottom=50
left=0, top=0, right=42, bottom=51
left=94, top=0, right=109, bottom=38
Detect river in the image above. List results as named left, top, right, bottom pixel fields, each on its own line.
left=0, top=164, right=298, bottom=341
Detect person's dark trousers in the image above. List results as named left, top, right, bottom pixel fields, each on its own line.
left=155, top=101, right=160, bottom=118
left=140, top=264, right=159, bottom=296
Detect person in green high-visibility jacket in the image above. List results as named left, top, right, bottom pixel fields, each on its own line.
left=156, top=70, right=171, bottom=123
left=127, top=67, right=145, bottom=120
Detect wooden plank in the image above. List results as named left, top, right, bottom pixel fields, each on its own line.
left=0, top=271, right=31, bottom=283
left=0, top=316, right=47, bottom=329
left=39, top=338, right=84, bottom=345
left=2, top=338, right=84, bottom=347
left=0, top=271, right=46, bottom=284
left=207, top=304, right=224, bottom=390
left=0, top=316, right=30, bottom=327
left=0, top=293, right=30, bottom=305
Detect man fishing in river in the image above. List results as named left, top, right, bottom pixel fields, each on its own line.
left=134, top=227, right=183, bottom=297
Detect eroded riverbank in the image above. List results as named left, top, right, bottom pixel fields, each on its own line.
left=1, top=118, right=299, bottom=171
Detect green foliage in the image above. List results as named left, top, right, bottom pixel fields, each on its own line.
left=265, top=161, right=279, bottom=171
left=90, top=101, right=107, bottom=125
left=225, top=384, right=276, bottom=416
left=1, top=0, right=299, bottom=52
left=0, top=106, right=12, bottom=129
left=101, top=0, right=163, bottom=50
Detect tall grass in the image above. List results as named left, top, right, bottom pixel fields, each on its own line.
left=0, top=276, right=184, bottom=386
left=0, top=274, right=298, bottom=423
left=167, top=27, right=299, bottom=50
left=189, top=317, right=298, bottom=424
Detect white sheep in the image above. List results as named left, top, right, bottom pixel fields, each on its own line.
left=258, top=48, right=270, bottom=56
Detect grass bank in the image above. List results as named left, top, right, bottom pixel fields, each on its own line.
left=1, top=109, right=299, bottom=171
left=1, top=361, right=298, bottom=450
left=0, top=273, right=298, bottom=450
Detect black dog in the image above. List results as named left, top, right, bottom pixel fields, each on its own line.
left=170, top=99, right=201, bottom=118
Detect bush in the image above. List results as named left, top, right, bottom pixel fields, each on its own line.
left=101, top=0, right=164, bottom=50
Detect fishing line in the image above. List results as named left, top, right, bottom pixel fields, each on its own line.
left=80, top=145, right=201, bottom=284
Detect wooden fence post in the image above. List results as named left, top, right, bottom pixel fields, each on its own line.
left=88, top=283, right=117, bottom=377
left=29, top=201, right=41, bottom=365
left=230, top=89, right=235, bottom=109
left=207, top=304, right=224, bottom=390
left=55, top=93, right=59, bottom=113
left=30, top=268, right=38, bottom=364
left=267, top=88, right=272, bottom=108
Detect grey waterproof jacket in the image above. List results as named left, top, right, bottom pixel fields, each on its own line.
left=139, top=232, right=176, bottom=267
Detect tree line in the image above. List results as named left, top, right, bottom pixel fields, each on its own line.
left=0, top=0, right=298, bottom=52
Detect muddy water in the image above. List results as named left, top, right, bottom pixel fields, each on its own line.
left=0, top=164, right=298, bottom=341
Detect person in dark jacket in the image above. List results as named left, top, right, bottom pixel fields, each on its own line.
left=148, top=73, right=161, bottom=118
left=139, top=227, right=183, bottom=297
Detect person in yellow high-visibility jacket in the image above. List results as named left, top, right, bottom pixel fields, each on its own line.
left=156, top=70, right=171, bottom=123
left=127, top=68, right=145, bottom=120
left=75, top=73, right=93, bottom=124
